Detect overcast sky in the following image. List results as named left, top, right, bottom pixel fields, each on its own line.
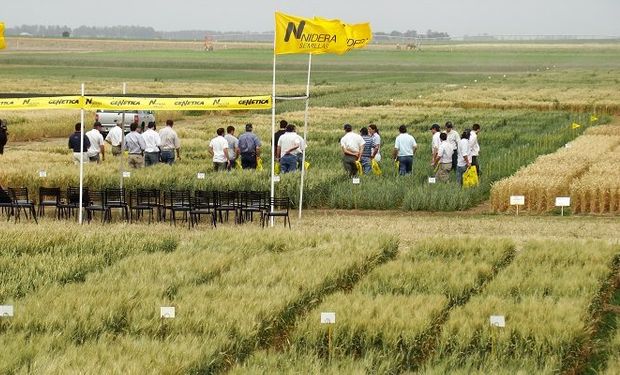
left=3, top=0, right=620, bottom=36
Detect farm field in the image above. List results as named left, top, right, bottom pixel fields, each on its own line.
left=1, top=37, right=619, bottom=373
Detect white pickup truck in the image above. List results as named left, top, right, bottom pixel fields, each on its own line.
left=95, top=110, right=155, bottom=135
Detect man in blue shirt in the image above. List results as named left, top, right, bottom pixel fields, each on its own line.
left=237, top=123, right=262, bottom=169
left=392, top=125, right=417, bottom=175
left=68, top=123, right=91, bottom=165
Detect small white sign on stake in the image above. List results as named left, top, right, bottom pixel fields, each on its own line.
left=352, top=178, right=360, bottom=185
left=321, top=312, right=336, bottom=324
left=273, top=175, right=281, bottom=183
left=489, top=315, right=505, bottom=327
left=197, top=172, right=206, bottom=180
left=0, top=305, right=14, bottom=317
left=160, top=306, right=176, bottom=319
left=510, top=195, right=525, bottom=206
left=39, top=170, right=47, bottom=178
left=122, top=171, right=131, bottom=178
left=555, top=197, right=570, bottom=207
left=428, top=177, right=437, bottom=184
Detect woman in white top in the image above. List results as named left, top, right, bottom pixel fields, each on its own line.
left=368, top=124, right=381, bottom=162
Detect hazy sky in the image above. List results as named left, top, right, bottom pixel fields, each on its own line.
left=4, top=0, right=620, bottom=36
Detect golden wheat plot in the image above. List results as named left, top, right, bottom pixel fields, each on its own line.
left=570, top=145, right=620, bottom=214
left=491, top=134, right=620, bottom=212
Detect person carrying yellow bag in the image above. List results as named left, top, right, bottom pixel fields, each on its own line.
left=463, top=165, right=479, bottom=188
left=339, top=124, right=365, bottom=177
left=456, top=129, right=472, bottom=187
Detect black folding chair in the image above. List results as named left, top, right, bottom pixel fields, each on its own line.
left=58, top=186, right=89, bottom=220
left=104, top=188, right=129, bottom=222
left=163, top=190, right=191, bottom=226
left=130, top=189, right=160, bottom=223
left=38, top=187, right=61, bottom=218
left=261, top=197, right=291, bottom=229
left=216, top=190, right=239, bottom=224
left=189, top=190, right=217, bottom=229
left=238, top=191, right=268, bottom=224
left=0, top=186, right=14, bottom=220
left=85, top=190, right=107, bottom=223
left=8, top=187, right=38, bottom=224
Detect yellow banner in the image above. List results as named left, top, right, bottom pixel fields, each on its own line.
left=275, top=12, right=371, bottom=55
left=0, top=96, right=83, bottom=110
left=0, top=22, right=5, bottom=50
left=84, top=95, right=272, bottom=111
left=0, top=95, right=271, bottom=111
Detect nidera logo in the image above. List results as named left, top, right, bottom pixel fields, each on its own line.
left=284, top=21, right=305, bottom=42
left=284, top=21, right=337, bottom=45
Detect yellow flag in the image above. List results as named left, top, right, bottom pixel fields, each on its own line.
left=0, top=22, right=6, bottom=50
left=590, top=114, right=598, bottom=123
left=571, top=123, right=581, bottom=129
left=275, top=12, right=371, bottom=55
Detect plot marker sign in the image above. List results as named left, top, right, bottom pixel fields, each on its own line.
left=490, top=315, right=505, bottom=327
left=197, top=172, right=206, bottom=180
left=39, top=170, right=47, bottom=178
left=352, top=178, right=360, bottom=185
left=321, top=312, right=336, bottom=324
left=555, top=197, right=571, bottom=216
left=160, top=306, right=176, bottom=319
left=122, top=171, right=131, bottom=178
left=510, top=195, right=525, bottom=215
left=0, top=305, right=14, bottom=317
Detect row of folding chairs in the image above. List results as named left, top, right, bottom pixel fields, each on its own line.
left=0, top=187, right=38, bottom=224
left=2, top=186, right=291, bottom=228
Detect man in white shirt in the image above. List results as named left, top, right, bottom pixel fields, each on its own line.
left=469, top=123, right=481, bottom=177
left=457, top=130, right=471, bottom=186
left=392, top=125, right=417, bottom=176
left=86, top=122, right=105, bottom=163
left=209, top=128, right=229, bottom=171
left=224, top=126, right=239, bottom=171
left=159, top=119, right=181, bottom=165
left=445, top=121, right=459, bottom=171
left=142, top=122, right=161, bottom=167
left=430, top=123, right=441, bottom=162
left=340, top=123, right=365, bottom=177
left=277, top=124, right=302, bottom=174
left=105, top=120, right=123, bottom=157
left=433, top=132, right=453, bottom=183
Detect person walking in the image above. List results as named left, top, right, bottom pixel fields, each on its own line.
left=238, top=123, right=262, bottom=169
left=124, top=123, right=146, bottom=169
left=224, top=126, right=239, bottom=171
left=68, top=123, right=91, bottom=165
left=273, top=120, right=287, bottom=159
left=209, top=128, right=230, bottom=171
left=276, top=124, right=302, bottom=174
left=430, top=123, right=441, bottom=162
left=85, top=122, right=105, bottom=163
left=340, top=124, right=365, bottom=177
left=360, top=127, right=374, bottom=175
left=159, top=119, right=181, bottom=165
left=0, top=119, right=8, bottom=155
left=456, top=130, right=471, bottom=186
left=445, top=121, right=459, bottom=171
left=368, top=124, right=381, bottom=162
left=470, top=123, right=481, bottom=177
left=105, top=119, right=123, bottom=157
left=433, top=132, right=453, bottom=183
left=393, top=125, right=417, bottom=176
left=142, top=122, right=161, bottom=167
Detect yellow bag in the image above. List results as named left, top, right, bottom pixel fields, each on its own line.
left=235, top=158, right=242, bottom=170
left=257, top=158, right=264, bottom=171
left=463, top=166, right=479, bottom=188
left=304, top=161, right=311, bottom=170
left=274, top=162, right=280, bottom=175
left=371, top=159, right=382, bottom=176
left=355, top=160, right=363, bottom=175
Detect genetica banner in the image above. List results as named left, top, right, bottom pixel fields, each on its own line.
left=0, top=22, right=6, bottom=50
left=275, top=12, right=372, bottom=55
left=0, top=95, right=272, bottom=111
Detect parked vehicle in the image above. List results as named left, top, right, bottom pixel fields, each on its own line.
left=95, top=110, right=155, bottom=135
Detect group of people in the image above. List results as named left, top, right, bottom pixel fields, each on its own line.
left=339, top=121, right=481, bottom=185
left=68, top=120, right=181, bottom=167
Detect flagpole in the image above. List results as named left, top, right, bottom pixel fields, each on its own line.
left=78, top=83, right=85, bottom=224
left=298, top=53, right=312, bottom=219
left=120, top=82, right=126, bottom=190
left=270, top=31, right=277, bottom=227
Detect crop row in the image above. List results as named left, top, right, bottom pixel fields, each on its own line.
left=570, top=144, right=620, bottom=214
left=0, top=228, right=397, bottom=373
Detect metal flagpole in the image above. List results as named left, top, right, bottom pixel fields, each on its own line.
left=78, top=83, right=85, bottom=224
left=270, top=32, right=277, bottom=227
left=120, top=82, right=126, bottom=190
left=298, top=53, right=312, bottom=219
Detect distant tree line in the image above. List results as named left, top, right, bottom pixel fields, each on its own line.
left=5, top=25, right=449, bottom=41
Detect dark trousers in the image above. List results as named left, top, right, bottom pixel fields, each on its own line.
left=241, top=153, right=257, bottom=169
left=280, top=154, right=298, bottom=173
left=342, top=154, right=358, bottom=177
left=398, top=155, right=413, bottom=175
left=161, top=150, right=175, bottom=165
left=471, top=155, right=481, bottom=176
left=451, top=151, right=458, bottom=171
left=144, top=152, right=160, bottom=167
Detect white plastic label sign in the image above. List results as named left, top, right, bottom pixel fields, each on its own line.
left=197, top=172, right=206, bottom=180
left=428, top=177, right=436, bottom=184
left=273, top=175, right=281, bottom=183
left=510, top=195, right=525, bottom=205
left=0, top=305, right=14, bottom=317
left=490, top=315, right=505, bottom=327
left=352, top=178, right=360, bottom=185
left=555, top=197, right=571, bottom=207
left=321, top=312, right=336, bottom=324
left=39, top=170, right=47, bottom=178
left=122, top=171, right=131, bottom=178
left=160, top=306, right=175, bottom=319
